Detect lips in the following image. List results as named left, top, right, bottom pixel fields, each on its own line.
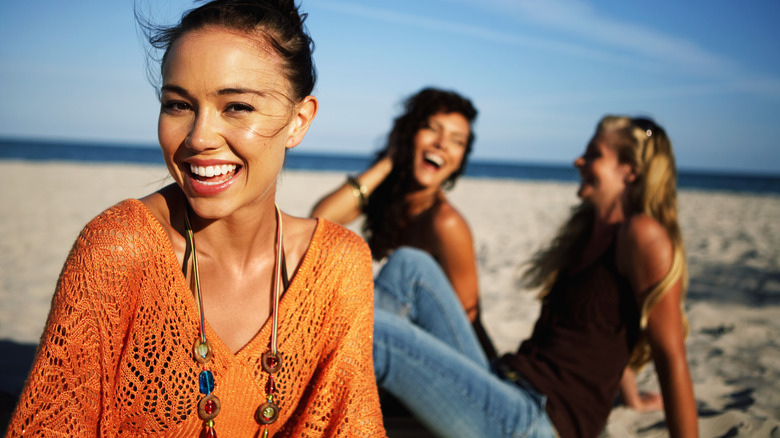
left=183, top=161, right=241, bottom=195
left=423, top=152, right=444, bottom=169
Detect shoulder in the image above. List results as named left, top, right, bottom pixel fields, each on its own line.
left=75, top=198, right=168, bottom=264
left=618, top=214, right=672, bottom=260
left=61, top=199, right=169, bottom=298
left=430, top=198, right=472, bottom=239
left=617, top=213, right=674, bottom=295
left=83, top=199, right=161, bottom=240
left=316, top=219, right=372, bottom=261
left=305, top=220, right=373, bottom=297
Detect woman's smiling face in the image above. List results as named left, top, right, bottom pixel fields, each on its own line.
left=574, top=129, right=634, bottom=209
left=157, top=26, right=298, bottom=219
left=411, top=112, right=470, bottom=190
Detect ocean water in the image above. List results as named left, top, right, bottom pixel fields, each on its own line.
left=2, top=138, right=779, bottom=194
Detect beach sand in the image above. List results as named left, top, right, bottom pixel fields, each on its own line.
left=1, top=160, right=779, bottom=437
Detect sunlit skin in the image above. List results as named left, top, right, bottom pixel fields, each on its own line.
left=141, top=26, right=318, bottom=353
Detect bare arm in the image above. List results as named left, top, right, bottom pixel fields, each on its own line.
left=431, top=204, right=480, bottom=321
left=310, top=156, right=393, bottom=224
left=646, top=281, right=697, bottom=437
left=620, top=215, right=698, bottom=437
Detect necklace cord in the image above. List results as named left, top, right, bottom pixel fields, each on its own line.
left=184, top=208, right=207, bottom=343
left=183, top=205, right=283, bottom=352
left=271, top=206, right=283, bottom=355
left=184, top=203, right=284, bottom=432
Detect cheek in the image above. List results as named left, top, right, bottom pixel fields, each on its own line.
left=450, top=148, right=466, bottom=168
left=414, top=131, right=433, bottom=148
left=157, top=117, right=188, bottom=153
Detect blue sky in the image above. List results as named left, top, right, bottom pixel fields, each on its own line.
left=1, top=1, right=778, bottom=175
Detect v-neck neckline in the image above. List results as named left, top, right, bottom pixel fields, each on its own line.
left=133, top=199, right=321, bottom=362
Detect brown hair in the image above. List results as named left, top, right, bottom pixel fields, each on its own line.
left=138, top=0, right=316, bottom=102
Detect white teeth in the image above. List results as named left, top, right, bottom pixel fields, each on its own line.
left=424, top=153, right=444, bottom=167
left=190, top=163, right=237, bottom=178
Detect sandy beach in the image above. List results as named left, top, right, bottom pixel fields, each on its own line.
left=1, top=160, right=779, bottom=437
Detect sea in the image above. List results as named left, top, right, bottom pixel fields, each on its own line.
left=2, top=138, right=779, bottom=195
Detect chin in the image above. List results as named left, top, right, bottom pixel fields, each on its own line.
left=186, top=197, right=237, bottom=220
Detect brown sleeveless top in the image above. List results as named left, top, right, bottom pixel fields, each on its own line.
left=499, top=238, right=640, bottom=438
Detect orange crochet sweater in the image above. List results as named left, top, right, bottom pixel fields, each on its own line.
left=9, top=199, right=386, bottom=437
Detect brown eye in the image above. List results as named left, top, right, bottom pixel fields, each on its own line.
left=225, top=103, right=254, bottom=113
left=161, top=101, right=191, bottom=113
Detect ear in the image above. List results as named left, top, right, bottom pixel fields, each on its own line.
left=622, top=164, right=638, bottom=184
left=285, top=95, right=318, bottom=149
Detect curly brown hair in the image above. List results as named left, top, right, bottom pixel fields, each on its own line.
left=363, top=87, right=478, bottom=260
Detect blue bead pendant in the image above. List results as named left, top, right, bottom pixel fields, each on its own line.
left=199, top=370, right=215, bottom=395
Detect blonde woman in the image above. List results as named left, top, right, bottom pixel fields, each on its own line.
left=372, top=116, right=697, bottom=437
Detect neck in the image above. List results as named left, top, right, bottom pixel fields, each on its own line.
left=188, top=200, right=279, bottom=271
left=591, top=190, right=634, bottom=227
left=404, top=186, right=442, bottom=217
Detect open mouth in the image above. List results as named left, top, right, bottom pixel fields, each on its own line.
left=423, top=152, right=444, bottom=169
left=189, top=163, right=240, bottom=186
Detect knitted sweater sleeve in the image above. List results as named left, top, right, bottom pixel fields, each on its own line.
left=8, top=201, right=149, bottom=437
left=281, top=221, right=386, bottom=437
left=326, top=227, right=385, bottom=436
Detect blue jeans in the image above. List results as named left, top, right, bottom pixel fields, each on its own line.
left=373, top=247, right=556, bottom=438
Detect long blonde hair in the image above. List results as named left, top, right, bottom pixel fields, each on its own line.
left=521, top=115, right=688, bottom=370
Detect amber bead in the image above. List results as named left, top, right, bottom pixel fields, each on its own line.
left=262, top=351, right=282, bottom=374
left=256, top=401, right=279, bottom=424
left=193, top=339, right=213, bottom=364
left=198, top=394, right=221, bottom=420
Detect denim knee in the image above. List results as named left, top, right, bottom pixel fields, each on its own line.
left=387, top=246, right=440, bottom=274
left=374, top=247, right=444, bottom=311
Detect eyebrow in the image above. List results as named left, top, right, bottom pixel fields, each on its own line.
left=217, top=87, right=268, bottom=97
left=160, top=84, right=188, bottom=96
left=160, top=85, right=268, bottom=98
left=429, top=119, right=469, bottom=140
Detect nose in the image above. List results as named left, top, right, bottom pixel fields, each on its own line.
left=574, top=156, right=585, bottom=168
left=430, top=130, right=445, bottom=150
left=186, top=110, right=222, bottom=151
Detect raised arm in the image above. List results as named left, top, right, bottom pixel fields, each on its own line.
left=620, top=214, right=698, bottom=438
left=310, top=156, right=393, bottom=224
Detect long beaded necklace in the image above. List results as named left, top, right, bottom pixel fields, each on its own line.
left=185, top=205, right=285, bottom=438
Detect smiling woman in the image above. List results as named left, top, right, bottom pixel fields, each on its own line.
left=6, top=1, right=386, bottom=437
left=310, top=88, right=498, bottom=359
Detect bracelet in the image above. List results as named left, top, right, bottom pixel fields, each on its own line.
left=345, top=175, right=368, bottom=209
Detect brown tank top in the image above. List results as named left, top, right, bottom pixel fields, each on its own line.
left=500, top=239, right=640, bottom=438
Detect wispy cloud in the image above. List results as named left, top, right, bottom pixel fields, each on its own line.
left=318, top=0, right=743, bottom=78
left=495, top=0, right=740, bottom=75
left=316, top=1, right=642, bottom=65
